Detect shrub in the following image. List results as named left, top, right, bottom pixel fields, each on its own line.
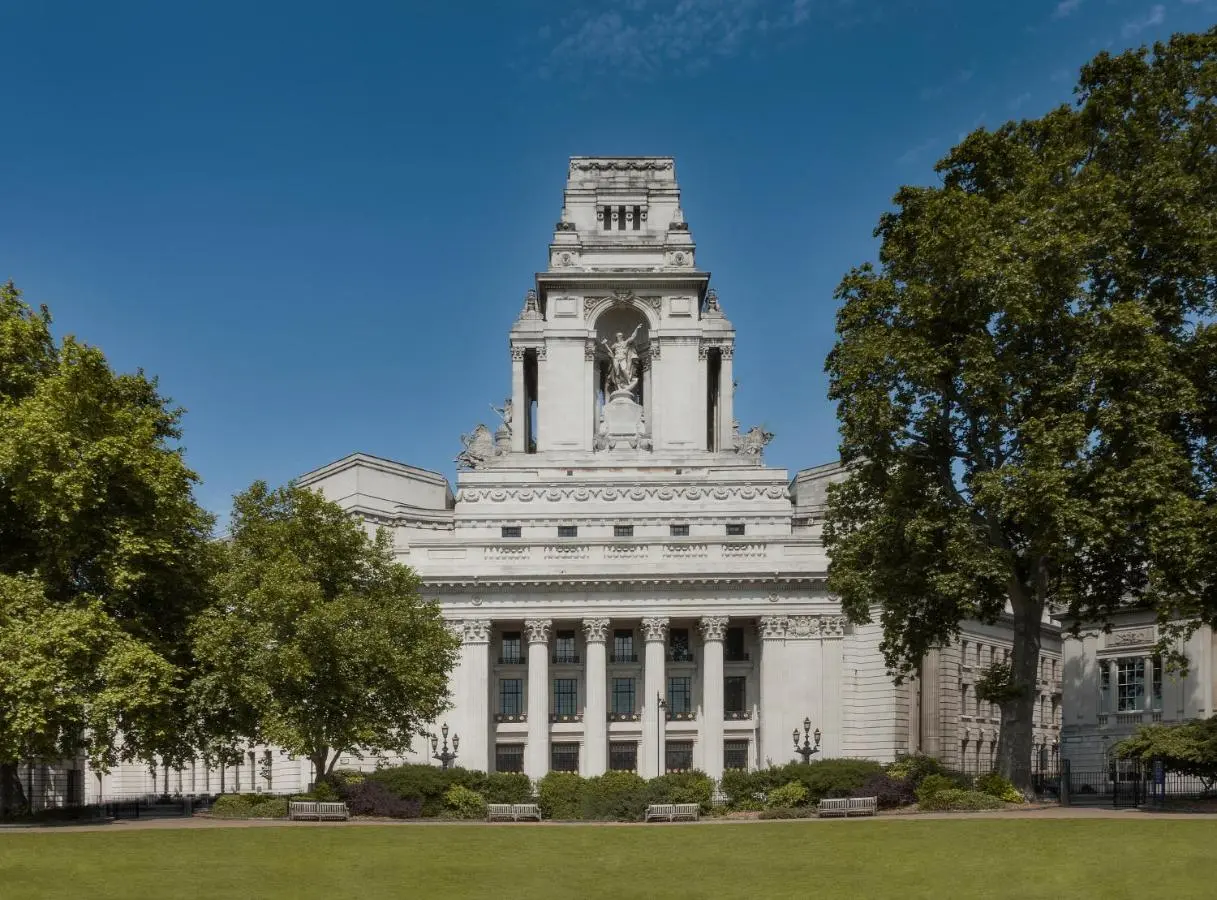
left=765, top=781, right=809, bottom=809
left=537, top=772, right=586, bottom=820
left=851, top=773, right=916, bottom=809
left=918, top=789, right=1005, bottom=812
left=973, top=773, right=1024, bottom=804
left=582, top=771, right=649, bottom=821
left=310, top=781, right=340, bottom=802
left=483, top=772, right=534, bottom=805
left=645, top=772, right=714, bottom=812
left=783, top=759, right=885, bottom=802
left=368, top=764, right=485, bottom=817
left=341, top=779, right=422, bottom=818
left=332, top=769, right=366, bottom=788
left=757, top=806, right=814, bottom=820
left=720, top=768, right=768, bottom=808
left=915, top=774, right=957, bottom=805
left=248, top=798, right=288, bottom=819
left=209, top=794, right=255, bottom=818
left=886, top=754, right=947, bottom=787
left=444, top=784, right=487, bottom=819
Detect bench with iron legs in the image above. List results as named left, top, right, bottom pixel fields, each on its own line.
left=817, top=797, right=877, bottom=818
left=288, top=801, right=350, bottom=821
left=645, top=803, right=700, bottom=822
left=487, top=803, right=542, bottom=822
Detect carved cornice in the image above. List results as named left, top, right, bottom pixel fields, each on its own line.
left=571, top=158, right=673, bottom=173
left=525, top=618, right=552, bottom=644
left=583, top=617, right=611, bottom=643
left=456, top=484, right=789, bottom=504
left=424, top=575, right=827, bottom=594
left=641, top=616, right=670, bottom=642
left=699, top=616, right=729, bottom=642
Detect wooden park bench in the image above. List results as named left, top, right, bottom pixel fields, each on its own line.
left=487, top=803, right=542, bottom=822
left=645, top=803, right=700, bottom=822
left=817, top=797, right=876, bottom=818
left=288, top=801, right=350, bottom=821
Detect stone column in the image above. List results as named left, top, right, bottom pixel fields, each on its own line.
left=511, top=348, right=526, bottom=453
left=1143, top=655, right=1155, bottom=715
left=759, top=616, right=788, bottom=766
left=525, top=619, right=551, bottom=778
left=451, top=620, right=491, bottom=772
left=700, top=616, right=728, bottom=781
left=583, top=618, right=610, bottom=776
left=1107, top=658, right=1119, bottom=716
left=717, top=345, right=734, bottom=452
left=641, top=617, right=669, bottom=778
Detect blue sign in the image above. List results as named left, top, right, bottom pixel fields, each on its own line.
left=1153, top=760, right=1165, bottom=786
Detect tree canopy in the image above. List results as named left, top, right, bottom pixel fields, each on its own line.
left=0, top=281, right=215, bottom=813
left=1116, top=716, right=1217, bottom=792
left=823, top=30, right=1216, bottom=789
left=191, top=482, right=460, bottom=783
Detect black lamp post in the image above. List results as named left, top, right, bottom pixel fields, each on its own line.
left=657, top=693, right=668, bottom=775
left=793, top=718, right=821, bottom=764
left=431, top=723, right=459, bottom=770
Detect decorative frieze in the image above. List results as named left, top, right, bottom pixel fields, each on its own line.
left=525, top=619, right=552, bottom=644
left=1109, top=627, right=1155, bottom=649
left=457, top=484, right=788, bottom=504
left=641, top=617, right=670, bottom=642
left=700, top=616, right=729, bottom=642
left=583, top=617, right=611, bottom=643
left=759, top=616, right=788, bottom=640
left=756, top=614, right=846, bottom=640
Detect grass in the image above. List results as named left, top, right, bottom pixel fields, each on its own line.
left=1, top=819, right=1214, bottom=900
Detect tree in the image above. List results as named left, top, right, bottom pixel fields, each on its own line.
left=0, top=281, right=215, bottom=815
left=1116, top=717, right=1217, bottom=794
left=823, top=30, right=1216, bottom=790
left=191, top=482, right=460, bottom=785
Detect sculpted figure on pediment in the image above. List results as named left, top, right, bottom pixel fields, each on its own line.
left=456, top=424, right=495, bottom=470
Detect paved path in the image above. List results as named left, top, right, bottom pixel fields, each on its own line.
left=4, top=805, right=1217, bottom=834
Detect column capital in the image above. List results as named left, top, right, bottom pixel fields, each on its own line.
left=583, top=617, right=611, bottom=643
left=641, top=616, right=670, bottom=642
left=759, top=616, right=788, bottom=640
left=450, top=619, right=491, bottom=644
left=525, top=619, right=552, bottom=644
left=699, top=616, right=729, bottom=642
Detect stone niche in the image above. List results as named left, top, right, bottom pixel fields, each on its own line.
left=592, top=304, right=652, bottom=452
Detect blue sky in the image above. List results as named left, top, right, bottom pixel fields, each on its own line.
left=2, top=0, right=1212, bottom=525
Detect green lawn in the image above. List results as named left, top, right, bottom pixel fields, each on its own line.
left=1, top=819, right=1213, bottom=900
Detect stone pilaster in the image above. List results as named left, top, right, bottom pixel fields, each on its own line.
left=700, top=616, right=728, bottom=780
left=446, top=620, right=490, bottom=772
left=758, top=615, right=788, bottom=767
left=583, top=618, right=610, bottom=776
left=641, top=616, right=669, bottom=777
left=525, top=619, right=551, bottom=778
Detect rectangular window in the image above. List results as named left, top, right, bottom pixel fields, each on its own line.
left=495, top=744, right=524, bottom=773
left=617, top=204, right=626, bottom=231
left=669, top=627, right=693, bottom=662
left=557, top=525, right=578, bottom=538
left=500, top=632, right=523, bottom=664
left=501, top=525, right=521, bottom=538
left=551, top=742, right=580, bottom=772
left=725, top=627, right=747, bottom=661
left=666, top=740, right=694, bottom=773
left=612, top=677, right=636, bottom=715
left=670, top=524, right=689, bottom=537
left=499, top=678, right=523, bottom=716
left=609, top=742, right=638, bottom=772
left=726, top=523, right=745, bottom=536
left=554, top=678, right=578, bottom=717
left=724, top=676, right=747, bottom=714
left=612, top=629, right=635, bottom=663
left=614, top=524, right=634, bottom=538
left=1152, top=658, right=1163, bottom=710
left=1117, top=659, right=1144, bottom=712
left=632, top=204, right=641, bottom=231
left=554, top=630, right=578, bottom=664
left=602, top=205, right=612, bottom=230
left=723, top=740, right=749, bottom=771
left=668, top=676, right=692, bottom=714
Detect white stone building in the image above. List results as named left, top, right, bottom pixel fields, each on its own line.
left=75, top=157, right=1062, bottom=803
left=1059, top=612, right=1216, bottom=771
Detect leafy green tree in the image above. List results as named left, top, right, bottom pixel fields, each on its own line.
left=0, top=281, right=215, bottom=814
left=191, top=482, right=460, bottom=785
left=1116, top=716, right=1217, bottom=793
left=823, top=30, right=1216, bottom=790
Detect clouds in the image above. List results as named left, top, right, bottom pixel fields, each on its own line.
left=537, top=0, right=838, bottom=78
left=1052, top=0, right=1083, bottom=19
left=1121, top=4, right=1165, bottom=38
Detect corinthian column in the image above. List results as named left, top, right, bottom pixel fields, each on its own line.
left=448, top=619, right=490, bottom=772
left=641, top=617, right=669, bottom=778
left=759, top=615, right=788, bottom=767
left=583, top=618, right=610, bottom=776
left=525, top=619, right=551, bottom=778
left=700, top=616, right=728, bottom=780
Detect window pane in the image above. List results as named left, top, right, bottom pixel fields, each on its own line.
left=554, top=678, right=578, bottom=716
left=609, top=742, right=638, bottom=772
left=554, top=631, right=578, bottom=664
left=724, top=740, right=749, bottom=771
left=724, top=676, right=746, bottom=713
left=725, top=627, right=746, bottom=661
left=558, top=525, right=577, bottom=538
left=613, top=630, right=635, bottom=662
left=1117, top=659, right=1144, bottom=712
left=499, top=679, right=523, bottom=716
left=551, top=742, right=580, bottom=773
left=612, top=677, right=635, bottom=715
left=665, top=740, right=694, bottom=773
left=669, top=628, right=692, bottom=662
left=501, top=526, right=521, bottom=538
left=667, top=677, right=692, bottom=714
left=726, top=523, right=745, bottom=536
left=614, top=524, right=634, bottom=537
left=495, top=744, right=524, bottom=773
left=500, top=632, right=523, bottom=663
left=670, top=524, right=689, bottom=537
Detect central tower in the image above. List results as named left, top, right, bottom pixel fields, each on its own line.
left=504, top=156, right=737, bottom=462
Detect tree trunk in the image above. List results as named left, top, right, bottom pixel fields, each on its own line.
left=997, top=587, right=1042, bottom=793
left=310, top=748, right=333, bottom=789
left=0, top=762, right=29, bottom=818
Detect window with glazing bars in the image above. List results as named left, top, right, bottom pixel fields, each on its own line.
left=724, top=676, right=746, bottom=713
left=1117, top=659, right=1144, bottom=712
left=665, top=741, right=694, bottom=773
left=495, top=744, right=524, bottom=773
left=612, top=677, right=635, bottom=715
left=554, top=629, right=578, bottom=663
left=723, top=740, right=749, bottom=771
left=667, top=676, right=692, bottom=714
left=669, top=628, right=692, bottom=662
left=612, top=629, right=635, bottom=662
left=500, top=632, right=522, bottom=663
left=551, top=742, right=579, bottom=772
left=614, top=524, right=634, bottom=537
left=499, top=678, right=523, bottom=716
left=553, top=678, right=578, bottom=716
left=609, top=741, right=637, bottom=771
left=669, top=523, right=689, bottom=537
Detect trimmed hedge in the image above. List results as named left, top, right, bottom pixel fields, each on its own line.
left=581, top=771, right=649, bottom=822
left=719, top=759, right=884, bottom=807
left=537, top=772, right=585, bottom=820
left=366, top=765, right=486, bottom=817
left=209, top=794, right=287, bottom=819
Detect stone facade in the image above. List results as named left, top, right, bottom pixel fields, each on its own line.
left=76, top=157, right=1062, bottom=801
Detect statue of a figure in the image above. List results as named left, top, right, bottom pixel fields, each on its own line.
left=600, top=324, right=643, bottom=395
left=594, top=411, right=610, bottom=451
left=455, top=424, right=496, bottom=470
left=632, top=412, right=653, bottom=451
left=490, top=398, right=512, bottom=433
left=735, top=425, right=774, bottom=459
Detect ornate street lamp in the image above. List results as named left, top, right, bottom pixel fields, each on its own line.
left=657, top=693, right=668, bottom=775
left=793, top=718, right=821, bottom=764
left=431, top=723, right=459, bottom=770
